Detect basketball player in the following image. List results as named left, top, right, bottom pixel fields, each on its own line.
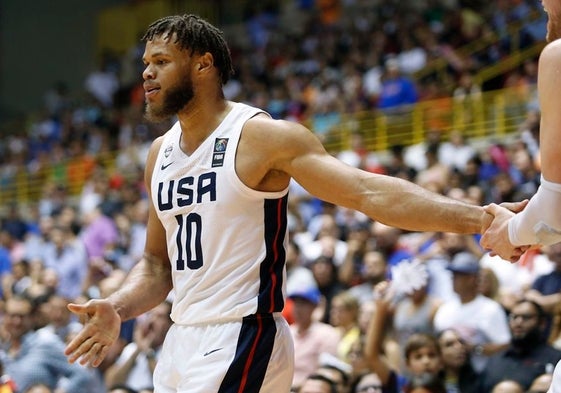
left=481, top=0, right=561, bottom=260
left=480, top=2, right=561, bottom=391
left=64, top=14, right=517, bottom=392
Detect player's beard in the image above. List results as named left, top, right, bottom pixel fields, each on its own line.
left=145, top=73, right=195, bottom=122
left=547, top=15, right=561, bottom=42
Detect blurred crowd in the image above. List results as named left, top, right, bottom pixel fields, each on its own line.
left=0, top=0, right=555, bottom=392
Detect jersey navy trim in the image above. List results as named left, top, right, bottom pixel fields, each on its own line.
left=218, top=314, right=276, bottom=393
left=258, top=196, right=288, bottom=313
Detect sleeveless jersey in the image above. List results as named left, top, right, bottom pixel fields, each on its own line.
left=151, top=102, right=288, bottom=325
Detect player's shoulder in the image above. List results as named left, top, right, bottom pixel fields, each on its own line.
left=148, top=134, right=166, bottom=155
left=540, top=39, right=561, bottom=64
left=244, top=115, right=314, bottom=142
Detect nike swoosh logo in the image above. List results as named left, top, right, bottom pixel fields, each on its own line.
left=203, top=348, right=223, bottom=357
left=161, top=162, right=174, bottom=170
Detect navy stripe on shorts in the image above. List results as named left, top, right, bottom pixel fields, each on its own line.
left=218, top=314, right=277, bottom=393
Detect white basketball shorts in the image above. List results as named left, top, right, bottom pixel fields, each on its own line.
left=154, top=313, right=294, bottom=393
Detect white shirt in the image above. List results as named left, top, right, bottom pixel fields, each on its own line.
left=433, top=294, right=511, bottom=372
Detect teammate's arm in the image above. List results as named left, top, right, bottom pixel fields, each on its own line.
left=481, top=41, right=561, bottom=258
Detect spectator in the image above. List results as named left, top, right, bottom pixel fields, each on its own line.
left=347, top=251, right=388, bottom=306
left=309, top=255, right=347, bottom=324
left=438, top=130, right=476, bottom=173
left=414, top=142, right=450, bottom=194
left=289, top=287, right=341, bottom=390
left=41, top=225, right=88, bottom=301
left=480, top=299, right=561, bottom=392
left=525, top=242, right=561, bottom=341
left=377, top=57, right=418, bottom=114
left=336, top=132, right=381, bottom=172
left=0, top=296, right=91, bottom=393
left=392, top=270, right=441, bottom=355
left=433, top=251, right=511, bottom=372
left=437, top=328, right=480, bottom=393
left=84, top=54, right=120, bottom=108
left=364, top=282, right=442, bottom=392
left=329, top=291, right=361, bottom=363
left=41, top=295, right=83, bottom=344
left=369, top=222, right=413, bottom=268
left=338, top=221, right=372, bottom=288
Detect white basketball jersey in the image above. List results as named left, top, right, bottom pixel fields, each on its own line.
left=151, top=102, right=289, bottom=325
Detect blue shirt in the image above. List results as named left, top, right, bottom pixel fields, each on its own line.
left=1, top=329, right=91, bottom=393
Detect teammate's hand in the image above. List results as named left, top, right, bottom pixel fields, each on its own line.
left=64, top=299, right=121, bottom=367
left=480, top=203, right=529, bottom=262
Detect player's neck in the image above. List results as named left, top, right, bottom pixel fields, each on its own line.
left=177, top=97, right=231, bottom=155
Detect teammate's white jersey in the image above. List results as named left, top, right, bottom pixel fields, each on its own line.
left=151, top=102, right=288, bottom=325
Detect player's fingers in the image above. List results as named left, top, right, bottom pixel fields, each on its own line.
left=67, top=302, right=89, bottom=314
left=483, top=203, right=500, bottom=215
left=65, top=330, right=97, bottom=361
left=79, top=342, right=103, bottom=366
left=92, top=344, right=111, bottom=368
left=500, top=199, right=528, bottom=213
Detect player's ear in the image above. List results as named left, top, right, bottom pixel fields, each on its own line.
left=197, top=52, right=214, bottom=72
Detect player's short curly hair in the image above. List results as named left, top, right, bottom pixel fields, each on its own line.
left=142, top=14, right=234, bottom=85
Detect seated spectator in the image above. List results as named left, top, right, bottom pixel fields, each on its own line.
left=433, top=251, right=511, bottom=373
left=329, top=291, right=361, bottom=363
left=391, top=264, right=441, bottom=355
left=346, top=251, right=387, bottom=306
left=0, top=296, right=91, bottom=393
left=377, top=57, right=418, bottom=114
left=525, top=243, right=561, bottom=341
left=437, top=130, right=476, bottom=172
left=480, top=299, right=561, bottom=392
left=364, top=282, right=443, bottom=392
left=437, top=328, right=480, bottom=393
left=289, top=287, right=341, bottom=390
left=41, top=225, right=88, bottom=301
left=309, top=256, right=347, bottom=323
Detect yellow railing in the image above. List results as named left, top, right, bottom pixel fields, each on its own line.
left=0, top=85, right=536, bottom=206
left=415, top=10, right=545, bottom=85
left=475, top=41, right=545, bottom=85
left=321, top=85, right=532, bottom=153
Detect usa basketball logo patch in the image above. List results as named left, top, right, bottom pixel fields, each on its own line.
left=212, top=138, right=229, bottom=167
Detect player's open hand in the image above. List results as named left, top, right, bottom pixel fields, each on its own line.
left=64, top=299, right=121, bottom=367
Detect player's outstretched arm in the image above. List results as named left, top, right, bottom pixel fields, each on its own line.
left=258, top=118, right=490, bottom=234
